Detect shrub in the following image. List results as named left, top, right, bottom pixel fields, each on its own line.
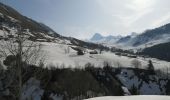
left=147, top=60, right=155, bottom=74
left=131, top=59, right=142, bottom=69
left=89, top=50, right=98, bottom=54
left=77, top=49, right=84, bottom=55
left=3, top=55, right=16, bottom=66
left=129, top=84, right=139, bottom=95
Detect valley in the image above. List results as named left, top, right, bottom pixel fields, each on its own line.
left=0, top=1, right=170, bottom=100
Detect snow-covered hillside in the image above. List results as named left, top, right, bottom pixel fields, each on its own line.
left=1, top=2, right=170, bottom=100
left=85, top=95, right=170, bottom=100
left=40, top=42, right=170, bottom=70
left=87, top=24, right=170, bottom=51
left=0, top=1, right=170, bottom=71
left=117, top=34, right=170, bottom=50
left=116, top=23, right=170, bottom=49
left=116, top=69, right=168, bottom=95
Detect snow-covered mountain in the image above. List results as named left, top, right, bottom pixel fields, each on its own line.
left=90, top=33, right=104, bottom=41
left=117, top=24, right=170, bottom=48
left=0, top=2, right=109, bottom=51
left=0, top=2, right=60, bottom=40
left=117, top=32, right=137, bottom=44
left=0, top=1, right=169, bottom=68
left=89, top=33, right=122, bottom=44
left=0, top=2, right=111, bottom=67
left=1, top=2, right=170, bottom=100
left=90, top=23, right=170, bottom=49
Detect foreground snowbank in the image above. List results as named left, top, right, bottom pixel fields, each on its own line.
left=85, top=95, right=170, bottom=100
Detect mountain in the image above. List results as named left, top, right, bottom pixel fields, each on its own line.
left=0, top=2, right=57, bottom=34
left=90, top=33, right=104, bottom=41
left=90, top=33, right=122, bottom=44
left=139, top=42, right=170, bottom=62
left=1, top=2, right=170, bottom=100
left=0, top=2, right=109, bottom=51
left=131, top=23, right=170, bottom=47
left=89, top=23, right=170, bottom=49
left=117, top=24, right=170, bottom=48
left=117, top=32, right=137, bottom=44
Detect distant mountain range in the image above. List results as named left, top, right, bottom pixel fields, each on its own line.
left=2, top=0, right=170, bottom=50
left=118, top=24, right=170, bottom=48
left=89, top=33, right=122, bottom=44
left=1, top=1, right=170, bottom=62
left=89, top=23, right=170, bottom=49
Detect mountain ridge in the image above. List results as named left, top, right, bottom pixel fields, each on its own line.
left=117, top=23, right=170, bottom=48
left=89, top=33, right=122, bottom=44
left=0, top=2, right=110, bottom=51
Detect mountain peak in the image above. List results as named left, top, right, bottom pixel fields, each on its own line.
left=90, top=33, right=104, bottom=41
left=89, top=33, right=122, bottom=44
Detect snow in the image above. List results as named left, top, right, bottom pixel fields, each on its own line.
left=117, top=69, right=141, bottom=89
left=128, top=34, right=170, bottom=50
left=7, top=16, right=18, bottom=22
left=21, top=78, right=44, bottom=100
left=116, top=69, right=168, bottom=95
left=50, top=93, right=63, bottom=100
left=139, top=81, right=162, bottom=95
left=89, top=33, right=122, bottom=44
left=85, top=95, right=170, bottom=100
left=24, top=29, right=35, bottom=37
left=121, top=86, right=131, bottom=95
left=0, top=12, right=4, bottom=18
left=110, top=32, right=170, bottom=51
left=40, top=42, right=170, bottom=70
left=0, top=30, right=5, bottom=36
left=38, top=32, right=54, bottom=39
left=0, top=26, right=170, bottom=70
left=0, top=30, right=170, bottom=70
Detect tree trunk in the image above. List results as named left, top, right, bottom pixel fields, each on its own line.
left=17, top=30, right=22, bottom=100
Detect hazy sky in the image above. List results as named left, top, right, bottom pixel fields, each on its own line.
left=2, top=0, right=170, bottom=39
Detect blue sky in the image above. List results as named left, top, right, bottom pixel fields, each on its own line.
left=2, top=0, right=170, bottom=39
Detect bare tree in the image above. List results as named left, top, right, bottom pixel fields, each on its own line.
left=131, top=59, right=142, bottom=69
left=114, top=61, right=122, bottom=68
left=64, top=46, right=70, bottom=54
left=0, top=25, right=44, bottom=100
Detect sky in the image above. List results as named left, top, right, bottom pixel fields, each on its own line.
left=2, top=0, right=170, bottom=39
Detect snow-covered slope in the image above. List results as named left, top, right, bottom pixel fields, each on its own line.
left=117, top=24, right=170, bottom=49
left=116, top=69, right=167, bottom=95
left=0, top=2, right=62, bottom=42
left=40, top=42, right=170, bottom=70
left=0, top=2, right=170, bottom=70
left=0, top=2, right=109, bottom=55
left=117, top=32, right=137, bottom=44
left=85, top=95, right=170, bottom=100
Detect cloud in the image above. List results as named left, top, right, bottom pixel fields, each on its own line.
left=63, top=0, right=170, bottom=38
left=51, top=0, right=170, bottom=38
left=126, top=0, right=155, bottom=12
left=151, top=13, right=170, bottom=28
left=96, top=0, right=155, bottom=32
left=8, top=0, right=170, bottom=39
left=114, top=8, right=153, bottom=27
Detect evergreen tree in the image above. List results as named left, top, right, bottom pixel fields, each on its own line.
left=147, top=60, right=155, bottom=74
